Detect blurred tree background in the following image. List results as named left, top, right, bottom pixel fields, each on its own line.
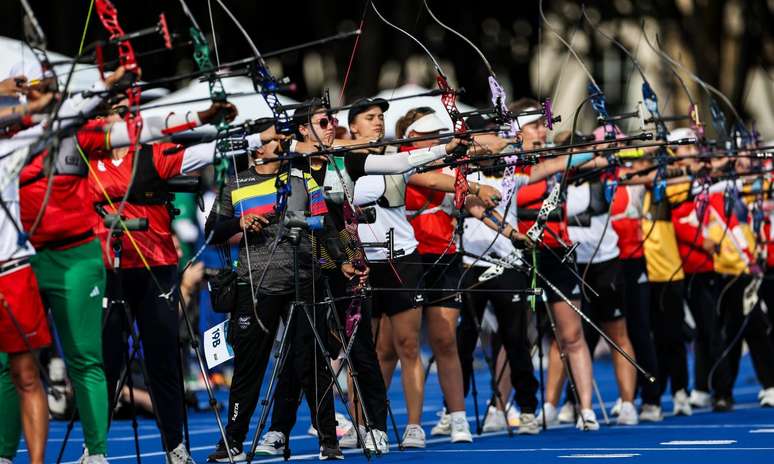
left=2, top=0, right=772, bottom=137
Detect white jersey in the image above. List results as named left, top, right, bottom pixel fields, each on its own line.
left=567, top=183, right=619, bottom=264
left=0, top=129, right=39, bottom=262
left=461, top=171, right=529, bottom=267
left=354, top=171, right=418, bottom=261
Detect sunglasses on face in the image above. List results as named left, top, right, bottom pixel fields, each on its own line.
left=309, top=116, right=338, bottom=129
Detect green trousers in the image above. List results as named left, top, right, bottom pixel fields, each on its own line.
left=0, top=238, right=108, bottom=457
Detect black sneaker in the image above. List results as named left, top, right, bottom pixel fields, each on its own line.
left=207, top=438, right=246, bottom=463
left=319, top=443, right=344, bottom=460
left=712, top=397, right=734, bottom=412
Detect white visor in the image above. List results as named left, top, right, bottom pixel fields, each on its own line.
left=404, top=113, right=450, bottom=135
left=515, top=107, right=543, bottom=130
left=667, top=127, right=696, bottom=142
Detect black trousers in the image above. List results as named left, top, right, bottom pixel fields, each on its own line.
left=620, top=258, right=661, bottom=405
left=458, top=267, right=538, bottom=413
left=712, top=274, right=774, bottom=397
left=225, top=282, right=337, bottom=446
left=684, top=272, right=724, bottom=393
left=649, top=280, right=689, bottom=398
left=758, top=269, right=774, bottom=347
left=103, top=266, right=184, bottom=451
left=270, top=272, right=387, bottom=434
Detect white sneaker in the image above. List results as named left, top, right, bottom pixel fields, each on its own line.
left=673, top=389, right=693, bottom=416
left=689, top=390, right=712, bottom=408
left=166, top=443, right=196, bottom=464
left=254, top=431, right=287, bottom=456
left=616, top=401, right=639, bottom=425
left=575, top=409, right=599, bottom=431
left=482, top=405, right=507, bottom=432
left=308, top=412, right=353, bottom=438
left=338, top=425, right=359, bottom=449
left=639, top=404, right=663, bottom=422
left=0, top=458, right=11, bottom=464
left=363, top=428, right=390, bottom=454
left=760, top=387, right=774, bottom=407
left=402, top=424, right=426, bottom=448
left=431, top=408, right=451, bottom=436
left=558, top=402, right=577, bottom=423
left=517, top=413, right=540, bottom=435
left=505, top=401, right=521, bottom=427
left=450, top=414, right=473, bottom=443
left=82, top=455, right=108, bottom=464
left=536, top=402, right=559, bottom=426
left=610, top=398, right=622, bottom=417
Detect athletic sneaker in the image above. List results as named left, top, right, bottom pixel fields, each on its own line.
left=517, top=413, right=540, bottom=435
left=689, top=389, right=712, bottom=408
left=402, top=424, right=426, bottom=448
left=254, top=431, right=286, bottom=456
left=759, top=388, right=774, bottom=407
left=505, top=401, right=521, bottom=427
left=318, top=444, right=344, bottom=460
left=207, top=438, right=246, bottom=462
left=450, top=414, right=473, bottom=443
left=431, top=408, right=451, bottom=436
left=482, top=405, right=507, bottom=432
left=536, top=402, right=558, bottom=426
left=166, top=443, right=196, bottom=464
left=557, top=401, right=577, bottom=423
left=639, top=404, right=663, bottom=422
left=339, top=425, right=359, bottom=449
left=80, top=454, right=109, bottom=464
left=609, top=398, right=622, bottom=416
left=363, top=428, right=390, bottom=454
left=673, top=389, right=693, bottom=416
left=309, top=412, right=353, bottom=438
left=616, top=401, right=639, bottom=425
left=575, top=409, right=599, bottom=431
left=0, top=458, right=11, bottom=464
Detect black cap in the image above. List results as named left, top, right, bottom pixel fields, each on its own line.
left=347, top=97, right=389, bottom=125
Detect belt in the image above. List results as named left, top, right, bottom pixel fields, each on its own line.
left=0, top=257, right=30, bottom=275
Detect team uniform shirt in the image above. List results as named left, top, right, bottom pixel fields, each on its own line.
left=515, top=173, right=571, bottom=249
left=212, top=169, right=327, bottom=294
left=705, top=180, right=756, bottom=276
left=567, top=183, right=620, bottom=264
left=670, top=180, right=714, bottom=274
left=462, top=170, right=530, bottom=267
left=86, top=141, right=189, bottom=268
left=0, top=137, right=37, bottom=262
left=354, top=172, right=417, bottom=261
left=610, top=185, right=645, bottom=259
left=406, top=165, right=457, bottom=256
left=641, top=185, right=685, bottom=282
left=18, top=122, right=105, bottom=250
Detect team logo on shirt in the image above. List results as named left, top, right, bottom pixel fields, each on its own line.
left=97, top=160, right=107, bottom=172
left=571, top=284, right=581, bottom=295
left=238, top=315, right=251, bottom=330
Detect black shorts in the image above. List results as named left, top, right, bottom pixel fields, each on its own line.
left=580, top=258, right=625, bottom=322
left=420, top=253, right=464, bottom=309
left=367, top=250, right=423, bottom=318
left=538, top=247, right=582, bottom=304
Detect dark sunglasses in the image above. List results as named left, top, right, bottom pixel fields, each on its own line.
left=309, top=116, right=338, bottom=129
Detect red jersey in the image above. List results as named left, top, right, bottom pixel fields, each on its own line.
left=515, top=176, right=570, bottom=249
left=671, top=197, right=713, bottom=274
left=19, top=120, right=108, bottom=249
left=86, top=140, right=186, bottom=269
left=610, top=185, right=644, bottom=259
left=406, top=168, right=456, bottom=256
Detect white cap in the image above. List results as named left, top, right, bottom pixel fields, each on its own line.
left=515, top=107, right=542, bottom=130
left=7, top=60, right=47, bottom=82
left=667, top=127, right=696, bottom=142
left=404, top=112, right=450, bottom=135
